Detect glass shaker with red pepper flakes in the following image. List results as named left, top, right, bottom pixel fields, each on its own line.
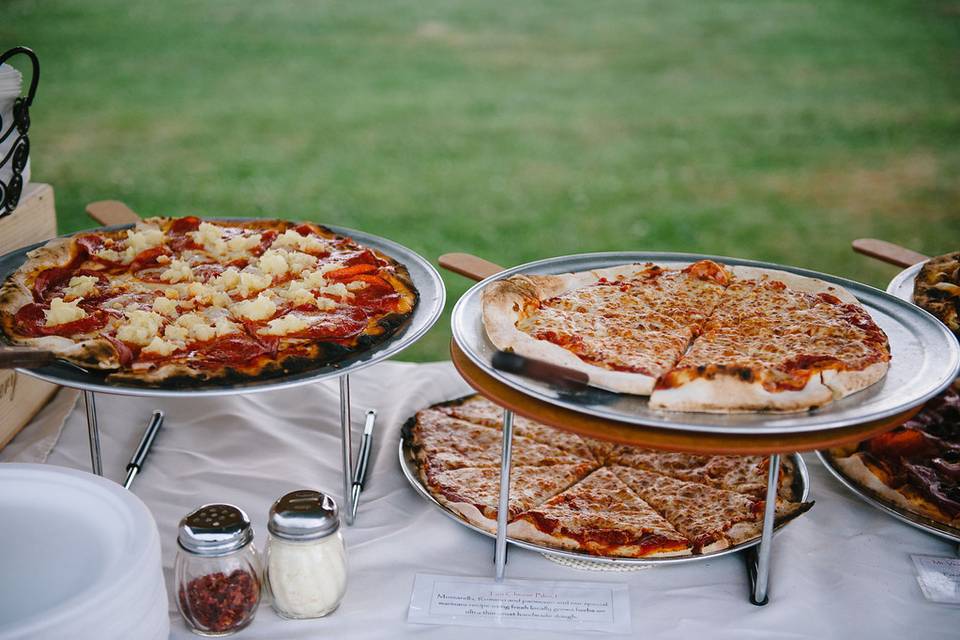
left=175, top=504, right=262, bottom=636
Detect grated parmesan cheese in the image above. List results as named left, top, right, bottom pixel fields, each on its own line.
left=258, top=249, right=290, bottom=277
left=152, top=296, right=179, bottom=316
left=125, top=227, right=165, bottom=255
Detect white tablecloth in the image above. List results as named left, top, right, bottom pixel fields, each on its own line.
left=4, top=361, right=958, bottom=639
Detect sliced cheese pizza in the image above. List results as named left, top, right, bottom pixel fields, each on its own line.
left=482, top=259, right=890, bottom=413
left=507, top=468, right=693, bottom=558
left=610, top=465, right=763, bottom=553
left=424, top=462, right=598, bottom=532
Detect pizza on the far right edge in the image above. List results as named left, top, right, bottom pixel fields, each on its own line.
left=482, top=260, right=890, bottom=413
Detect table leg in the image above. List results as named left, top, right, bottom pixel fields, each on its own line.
left=747, top=453, right=781, bottom=605
left=340, top=375, right=355, bottom=526
left=83, top=390, right=103, bottom=476
left=494, top=408, right=514, bottom=581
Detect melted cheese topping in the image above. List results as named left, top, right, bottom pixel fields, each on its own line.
left=660, top=278, right=890, bottom=391
left=44, top=298, right=87, bottom=326
left=237, top=271, right=272, bottom=297
left=116, top=310, right=164, bottom=346
left=152, top=296, right=179, bottom=316
left=258, top=249, right=290, bottom=277
left=142, top=336, right=181, bottom=356
left=63, top=275, right=99, bottom=300
left=175, top=313, right=217, bottom=341
left=125, top=227, right=165, bottom=255
left=231, top=294, right=277, bottom=321
left=261, top=314, right=309, bottom=336
left=271, top=229, right=330, bottom=254
left=518, top=263, right=728, bottom=377
left=612, top=466, right=758, bottom=551
left=160, top=259, right=194, bottom=284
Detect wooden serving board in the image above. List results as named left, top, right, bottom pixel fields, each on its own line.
left=0, top=183, right=59, bottom=450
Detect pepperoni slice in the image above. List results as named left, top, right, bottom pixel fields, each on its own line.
left=192, top=263, right=225, bottom=282
left=170, top=216, right=201, bottom=234
left=129, top=246, right=173, bottom=273
left=326, top=263, right=378, bottom=280
left=13, top=303, right=109, bottom=337
left=251, top=230, right=278, bottom=257
left=75, top=234, right=106, bottom=257
left=32, top=267, right=75, bottom=301
left=342, top=249, right=383, bottom=268
left=194, top=333, right=277, bottom=366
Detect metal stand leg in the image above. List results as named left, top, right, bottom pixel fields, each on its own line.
left=494, top=409, right=514, bottom=581
left=339, top=375, right=355, bottom=526
left=747, top=453, right=781, bottom=605
left=83, top=390, right=103, bottom=476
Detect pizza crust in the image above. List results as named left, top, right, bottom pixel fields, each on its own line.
left=649, top=372, right=834, bottom=413
left=505, top=519, right=691, bottom=558
left=728, top=265, right=860, bottom=304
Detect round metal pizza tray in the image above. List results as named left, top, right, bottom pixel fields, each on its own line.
left=886, top=262, right=923, bottom=303
left=399, top=436, right=810, bottom=566
left=451, top=252, right=960, bottom=435
left=0, top=222, right=445, bottom=397
left=815, top=450, right=960, bottom=544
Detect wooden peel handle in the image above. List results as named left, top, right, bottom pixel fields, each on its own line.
left=85, top=200, right=142, bottom=226
left=852, top=238, right=928, bottom=268
left=438, top=253, right=505, bottom=282
left=0, top=347, right=56, bottom=369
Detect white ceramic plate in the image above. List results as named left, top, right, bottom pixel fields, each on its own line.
left=0, top=464, right=168, bottom=640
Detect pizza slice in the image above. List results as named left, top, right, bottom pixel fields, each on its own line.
left=434, top=395, right=596, bottom=461
left=607, top=445, right=793, bottom=500
left=610, top=465, right=764, bottom=553
left=507, top=468, right=693, bottom=558
left=483, top=260, right=731, bottom=395
left=650, top=266, right=890, bottom=412
left=424, top=462, right=598, bottom=532
left=406, top=410, right=592, bottom=476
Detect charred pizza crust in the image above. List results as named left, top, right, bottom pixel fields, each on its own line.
left=405, top=394, right=813, bottom=559
left=0, top=217, right=418, bottom=386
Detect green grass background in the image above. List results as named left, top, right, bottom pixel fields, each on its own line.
left=4, top=0, right=959, bottom=360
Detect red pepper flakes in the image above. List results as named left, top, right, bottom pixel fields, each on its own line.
left=178, top=569, right=260, bottom=633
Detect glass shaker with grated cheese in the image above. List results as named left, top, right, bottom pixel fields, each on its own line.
left=264, top=490, right=348, bottom=619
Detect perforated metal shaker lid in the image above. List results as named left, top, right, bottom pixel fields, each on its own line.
left=177, top=503, right=254, bottom=557
left=268, top=490, right=340, bottom=541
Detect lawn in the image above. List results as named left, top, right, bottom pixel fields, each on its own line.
left=4, top=0, right=959, bottom=361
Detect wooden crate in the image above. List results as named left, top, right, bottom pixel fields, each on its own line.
left=0, top=183, right=59, bottom=450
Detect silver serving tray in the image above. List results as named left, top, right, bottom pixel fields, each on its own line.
left=451, top=252, right=960, bottom=435
left=399, top=436, right=809, bottom=566
left=816, top=450, right=960, bottom=544
left=0, top=222, right=445, bottom=397
left=886, top=262, right=923, bottom=303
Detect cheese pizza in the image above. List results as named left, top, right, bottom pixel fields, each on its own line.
left=483, top=259, right=890, bottom=413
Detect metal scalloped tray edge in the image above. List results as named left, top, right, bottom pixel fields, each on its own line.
left=450, top=251, right=960, bottom=435
left=816, top=450, right=960, bottom=544
left=399, top=436, right=810, bottom=566
left=0, top=221, right=446, bottom=397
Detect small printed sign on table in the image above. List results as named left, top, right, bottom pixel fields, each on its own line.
left=912, top=555, right=960, bottom=604
left=407, top=573, right=631, bottom=634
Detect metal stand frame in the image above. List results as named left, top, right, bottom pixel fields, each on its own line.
left=79, top=373, right=367, bottom=524
left=492, top=408, right=782, bottom=604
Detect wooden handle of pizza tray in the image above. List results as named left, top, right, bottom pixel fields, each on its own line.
left=85, top=200, right=143, bottom=226
left=0, top=347, right=57, bottom=369
left=438, top=253, right=505, bottom=281
left=852, top=238, right=928, bottom=268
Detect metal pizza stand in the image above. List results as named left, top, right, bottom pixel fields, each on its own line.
left=0, top=201, right=446, bottom=525
left=438, top=250, right=960, bottom=605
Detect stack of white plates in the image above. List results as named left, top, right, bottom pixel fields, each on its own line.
left=0, top=64, right=21, bottom=100
left=0, top=62, right=30, bottom=199
left=0, top=464, right=169, bottom=640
